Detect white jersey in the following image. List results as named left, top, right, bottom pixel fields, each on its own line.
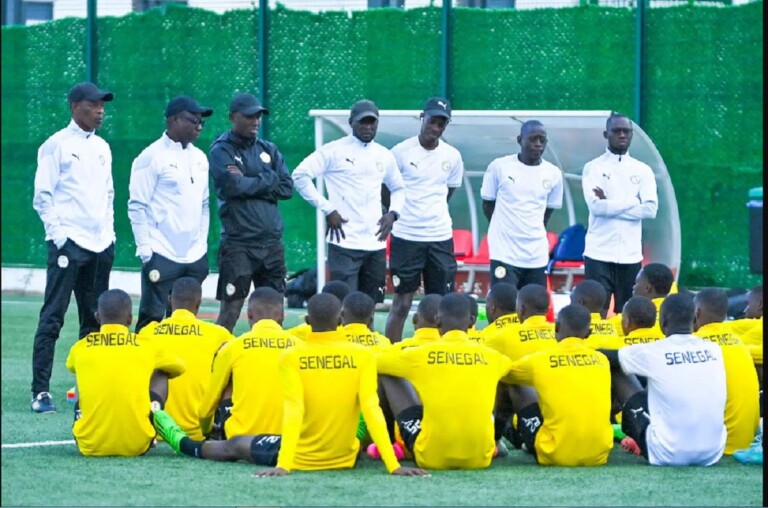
left=128, top=132, right=210, bottom=264
left=292, top=135, right=405, bottom=251
left=619, top=334, right=727, bottom=466
left=390, top=136, right=463, bottom=242
left=582, top=150, right=657, bottom=264
left=480, top=154, right=563, bottom=268
left=33, top=120, right=115, bottom=253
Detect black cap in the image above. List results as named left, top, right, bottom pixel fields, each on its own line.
left=229, top=93, right=269, bottom=116
left=350, top=99, right=379, bottom=122
left=68, top=82, right=114, bottom=103
left=423, top=97, right=451, bottom=119
left=165, top=95, right=213, bottom=118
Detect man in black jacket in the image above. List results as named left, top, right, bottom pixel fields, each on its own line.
left=209, top=93, right=294, bottom=332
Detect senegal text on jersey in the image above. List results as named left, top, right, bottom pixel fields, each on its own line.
left=664, top=350, right=717, bottom=365
left=427, top=351, right=489, bottom=366
left=243, top=337, right=296, bottom=349
left=86, top=333, right=139, bottom=347
left=548, top=353, right=604, bottom=368
left=299, top=355, right=358, bottom=370
left=153, top=323, right=202, bottom=336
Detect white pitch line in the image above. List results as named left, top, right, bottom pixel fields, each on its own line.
left=2, top=439, right=75, bottom=449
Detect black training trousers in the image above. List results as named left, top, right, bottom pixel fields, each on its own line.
left=584, top=256, right=642, bottom=315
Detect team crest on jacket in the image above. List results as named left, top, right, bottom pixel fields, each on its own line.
left=630, top=175, right=641, bottom=184
left=542, top=179, right=552, bottom=190
left=376, top=161, right=384, bottom=172
left=57, top=255, right=69, bottom=269
left=494, top=266, right=506, bottom=279
left=260, top=152, right=271, bottom=164
left=99, top=154, right=105, bottom=166
left=148, top=269, right=161, bottom=283
left=441, top=160, right=450, bottom=171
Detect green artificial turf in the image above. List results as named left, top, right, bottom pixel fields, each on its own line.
left=1, top=294, right=763, bottom=506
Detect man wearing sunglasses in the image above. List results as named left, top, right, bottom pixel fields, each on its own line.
left=128, top=95, right=214, bottom=332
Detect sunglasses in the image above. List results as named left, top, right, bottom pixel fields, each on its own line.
left=178, top=114, right=205, bottom=127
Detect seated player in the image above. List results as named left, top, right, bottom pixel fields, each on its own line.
left=138, top=277, right=233, bottom=440
left=286, top=280, right=351, bottom=340
left=570, top=279, right=619, bottom=337
left=66, top=289, right=186, bottom=456
left=198, top=287, right=301, bottom=439
left=341, top=292, right=392, bottom=351
left=466, top=295, right=484, bottom=343
left=153, top=294, right=429, bottom=477
left=725, top=285, right=763, bottom=385
left=585, top=296, right=664, bottom=350
left=480, top=282, right=519, bottom=343
left=608, top=263, right=675, bottom=335
left=375, top=293, right=516, bottom=469
left=599, top=294, right=727, bottom=466
left=693, top=288, right=760, bottom=455
left=504, top=304, right=613, bottom=466
left=393, top=294, right=443, bottom=350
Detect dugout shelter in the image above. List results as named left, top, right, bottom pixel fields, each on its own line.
left=308, top=109, right=681, bottom=295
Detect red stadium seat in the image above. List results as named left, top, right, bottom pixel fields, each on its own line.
left=463, top=235, right=490, bottom=265
left=452, top=229, right=474, bottom=260
left=547, top=231, right=558, bottom=255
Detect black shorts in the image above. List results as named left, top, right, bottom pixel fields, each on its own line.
left=489, top=260, right=547, bottom=290
left=216, top=241, right=286, bottom=300
left=395, top=405, right=424, bottom=453
left=327, top=244, right=386, bottom=303
left=249, top=434, right=282, bottom=466
left=517, top=403, right=544, bottom=459
left=621, top=391, right=650, bottom=459
left=389, top=236, right=457, bottom=295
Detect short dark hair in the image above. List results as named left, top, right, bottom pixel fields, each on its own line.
left=641, top=263, right=674, bottom=296
left=518, top=284, right=550, bottom=315
left=487, top=283, right=517, bottom=314
left=694, top=287, right=729, bottom=320
left=171, top=277, right=202, bottom=308
left=660, top=293, right=695, bottom=332
left=438, top=293, right=470, bottom=331
left=97, top=289, right=132, bottom=324
left=307, top=293, right=341, bottom=331
left=571, top=280, right=607, bottom=313
left=249, top=286, right=284, bottom=308
left=465, top=294, right=479, bottom=318
left=557, top=304, right=591, bottom=337
left=606, top=112, right=631, bottom=130
left=342, top=291, right=375, bottom=324
left=321, top=281, right=352, bottom=303
left=418, top=294, right=442, bottom=327
left=622, top=296, right=656, bottom=329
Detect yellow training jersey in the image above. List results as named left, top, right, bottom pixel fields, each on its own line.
left=287, top=322, right=311, bottom=341
left=342, top=323, right=392, bottom=352
left=480, top=313, right=520, bottom=343
left=388, top=327, right=441, bottom=351
left=694, top=322, right=760, bottom=455
left=505, top=338, right=613, bottom=466
left=139, top=309, right=232, bottom=440
left=65, top=324, right=186, bottom=456
left=276, top=331, right=401, bottom=473
left=585, top=327, right=665, bottom=350
left=588, top=313, right=619, bottom=337
left=467, top=326, right=484, bottom=343
left=198, top=319, right=301, bottom=438
left=726, top=318, right=763, bottom=365
left=484, top=315, right=557, bottom=362
left=377, top=330, right=513, bottom=469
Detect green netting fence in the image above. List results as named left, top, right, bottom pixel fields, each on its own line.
left=1, top=2, right=762, bottom=288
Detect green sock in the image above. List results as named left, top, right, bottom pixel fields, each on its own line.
left=356, top=413, right=368, bottom=442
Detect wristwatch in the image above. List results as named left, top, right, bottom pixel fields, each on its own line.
left=389, top=210, right=400, bottom=221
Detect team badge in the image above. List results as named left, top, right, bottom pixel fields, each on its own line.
left=150, top=401, right=161, bottom=413
left=630, top=175, right=641, bottom=184
left=392, top=275, right=400, bottom=287
left=99, top=154, right=105, bottom=166
left=260, top=152, right=271, bottom=164
left=226, top=283, right=236, bottom=296
left=148, top=269, right=160, bottom=283
left=441, top=160, right=450, bottom=171
left=542, top=179, right=552, bottom=190
left=494, top=266, right=506, bottom=279
left=57, top=255, right=69, bottom=269
left=376, top=161, right=384, bottom=172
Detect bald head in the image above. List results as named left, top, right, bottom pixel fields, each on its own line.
left=517, top=284, right=550, bottom=322
left=660, top=293, right=695, bottom=336
left=170, top=277, right=202, bottom=313
left=520, top=120, right=545, bottom=137
left=693, top=287, right=728, bottom=330
left=414, top=294, right=441, bottom=329
left=555, top=304, right=591, bottom=341
left=342, top=291, right=375, bottom=326
left=247, top=287, right=285, bottom=326
left=437, top=293, right=471, bottom=334
left=571, top=280, right=607, bottom=314
left=307, top=293, right=342, bottom=332
left=97, top=289, right=133, bottom=327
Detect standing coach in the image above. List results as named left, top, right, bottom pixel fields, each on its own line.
left=31, top=82, right=116, bottom=413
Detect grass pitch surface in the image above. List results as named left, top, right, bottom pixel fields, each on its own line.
left=1, top=294, right=763, bottom=506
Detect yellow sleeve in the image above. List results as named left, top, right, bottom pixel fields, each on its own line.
left=65, top=342, right=79, bottom=373
left=275, top=351, right=305, bottom=472
left=138, top=322, right=159, bottom=338
left=359, top=354, right=401, bottom=473
left=198, top=343, right=235, bottom=436
left=375, top=348, right=411, bottom=378
left=500, top=354, right=536, bottom=385
left=747, top=344, right=763, bottom=366
left=483, top=328, right=505, bottom=355
left=154, top=344, right=186, bottom=378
